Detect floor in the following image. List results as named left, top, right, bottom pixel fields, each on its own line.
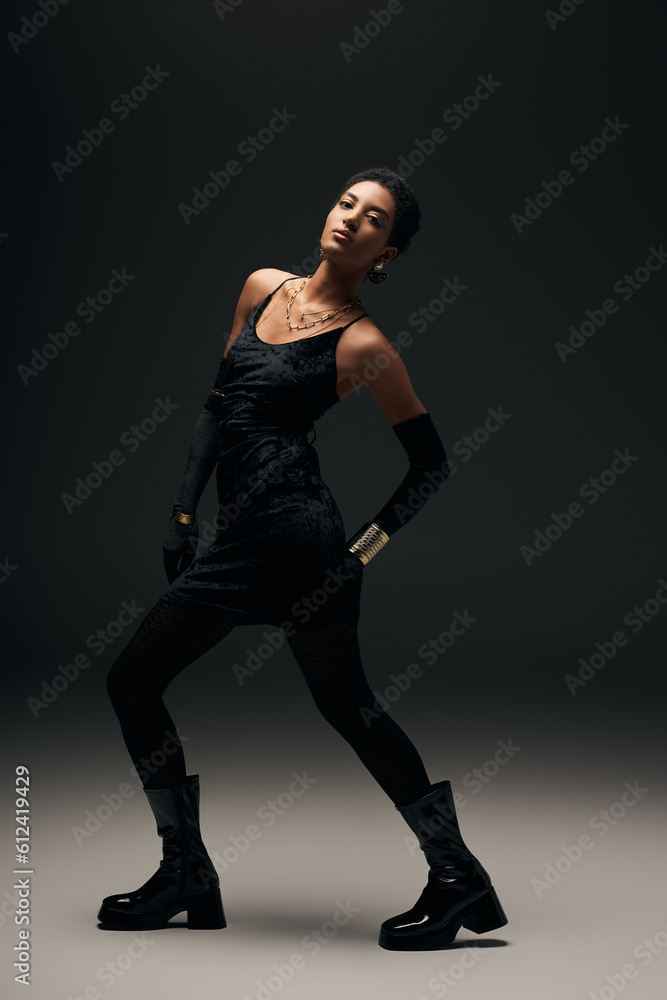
left=7, top=752, right=665, bottom=1000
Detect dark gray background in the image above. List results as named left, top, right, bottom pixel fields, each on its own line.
left=2, top=2, right=666, bottom=998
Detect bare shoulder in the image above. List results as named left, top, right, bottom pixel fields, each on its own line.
left=242, top=267, right=300, bottom=310
left=340, top=314, right=402, bottom=366
left=337, top=313, right=428, bottom=423
left=347, top=314, right=392, bottom=345
left=223, top=268, right=298, bottom=359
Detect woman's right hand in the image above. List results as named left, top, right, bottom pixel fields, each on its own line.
left=341, top=550, right=365, bottom=587
left=163, top=522, right=199, bottom=584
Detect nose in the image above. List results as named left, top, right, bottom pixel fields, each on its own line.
left=341, top=209, right=358, bottom=230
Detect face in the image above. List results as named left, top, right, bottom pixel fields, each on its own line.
left=321, top=181, right=398, bottom=272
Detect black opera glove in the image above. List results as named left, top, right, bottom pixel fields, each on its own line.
left=163, top=355, right=228, bottom=584
left=163, top=521, right=200, bottom=585
left=345, top=411, right=449, bottom=566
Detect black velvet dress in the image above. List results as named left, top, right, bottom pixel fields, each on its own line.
left=161, top=277, right=368, bottom=632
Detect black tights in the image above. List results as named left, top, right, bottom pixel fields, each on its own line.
left=105, top=597, right=433, bottom=807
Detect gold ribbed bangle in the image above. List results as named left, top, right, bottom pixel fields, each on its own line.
left=346, top=522, right=389, bottom=565
left=170, top=511, right=198, bottom=525
left=211, top=389, right=225, bottom=397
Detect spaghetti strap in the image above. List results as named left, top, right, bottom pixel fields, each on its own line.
left=266, top=275, right=293, bottom=300
left=340, top=312, right=368, bottom=332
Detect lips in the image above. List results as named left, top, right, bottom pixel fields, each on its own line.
left=333, top=228, right=352, bottom=242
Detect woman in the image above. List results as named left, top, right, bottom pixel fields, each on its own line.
left=98, top=166, right=507, bottom=950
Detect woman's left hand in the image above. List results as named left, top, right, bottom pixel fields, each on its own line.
left=163, top=522, right=199, bottom=584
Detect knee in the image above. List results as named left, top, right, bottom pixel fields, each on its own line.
left=105, top=655, right=134, bottom=708
left=105, top=660, right=122, bottom=706
left=312, top=695, right=368, bottom=735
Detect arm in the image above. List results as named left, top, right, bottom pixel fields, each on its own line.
left=344, top=333, right=450, bottom=564
left=171, top=364, right=228, bottom=518
left=162, top=270, right=273, bottom=583
left=162, top=359, right=229, bottom=583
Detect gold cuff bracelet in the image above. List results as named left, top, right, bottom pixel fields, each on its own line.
left=347, top=522, right=390, bottom=565
left=170, top=511, right=198, bottom=525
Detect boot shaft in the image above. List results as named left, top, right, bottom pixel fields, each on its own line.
left=396, top=780, right=466, bottom=847
left=143, top=774, right=218, bottom=885
left=396, top=779, right=491, bottom=885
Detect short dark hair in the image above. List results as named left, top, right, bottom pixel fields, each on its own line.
left=330, top=167, right=422, bottom=256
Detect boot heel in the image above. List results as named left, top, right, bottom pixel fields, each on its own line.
left=460, top=888, right=507, bottom=934
left=186, top=889, right=226, bottom=929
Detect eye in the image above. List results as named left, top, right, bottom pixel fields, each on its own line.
left=339, top=200, right=383, bottom=227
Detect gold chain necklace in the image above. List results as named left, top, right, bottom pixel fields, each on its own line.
left=285, top=275, right=362, bottom=333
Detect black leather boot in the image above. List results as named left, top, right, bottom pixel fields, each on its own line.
left=97, top=773, right=226, bottom=930
left=379, top=779, right=507, bottom=950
